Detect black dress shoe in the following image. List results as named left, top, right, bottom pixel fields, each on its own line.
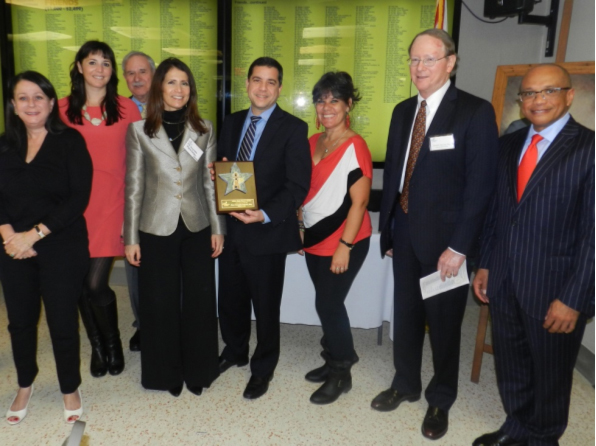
left=187, top=386, right=203, bottom=396
left=243, top=374, right=273, bottom=400
left=218, top=356, right=249, bottom=374
left=129, top=329, right=141, bottom=352
left=370, top=388, right=421, bottom=412
left=473, top=430, right=527, bottom=446
left=421, top=406, right=448, bottom=440
left=168, top=385, right=183, bottom=397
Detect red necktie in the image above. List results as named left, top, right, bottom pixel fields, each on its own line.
left=400, top=100, right=427, bottom=213
left=517, top=134, right=543, bottom=202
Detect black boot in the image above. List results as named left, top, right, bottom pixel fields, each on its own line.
left=305, top=363, right=330, bottom=383
left=306, top=339, right=359, bottom=383
left=309, top=359, right=352, bottom=405
left=78, top=296, right=108, bottom=377
left=92, top=300, right=125, bottom=376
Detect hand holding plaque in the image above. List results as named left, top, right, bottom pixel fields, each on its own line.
left=214, top=161, right=259, bottom=213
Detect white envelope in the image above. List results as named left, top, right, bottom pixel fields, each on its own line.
left=419, top=260, right=469, bottom=299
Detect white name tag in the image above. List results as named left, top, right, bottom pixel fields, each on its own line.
left=430, top=134, right=455, bottom=151
left=184, top=139, right=204, bottom=162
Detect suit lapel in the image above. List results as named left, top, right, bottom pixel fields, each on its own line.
left=151, top=127, right=178, bottom=160
left=518, top=119, right=580, bottom=205
left=253, top=105, right=284, bottom=163
left=394, top=98, right=417, bottom=174
left=416, top=85, right=456, bottom=165
left=507, top=130, right=529, bottom=204
left=231, top=110, right=248, bottom=160
left=178, top=125, right=199, bottom=164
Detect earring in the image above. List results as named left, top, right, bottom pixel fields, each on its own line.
left=315, top=116, right=320, bottom=130
left=346, top=113, right=351, bottom=128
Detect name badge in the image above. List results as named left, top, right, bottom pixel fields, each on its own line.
left=184, top=139, right=204, bottom=162
left=430, top=134, right=455, bottom=151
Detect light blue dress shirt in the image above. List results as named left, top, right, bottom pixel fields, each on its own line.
left=518, top=113, right=570, bottom=165
left=236, top=105, right=278, bottom=223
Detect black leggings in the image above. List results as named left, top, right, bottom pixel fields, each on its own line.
left=84, top=257, right=116, bottom=306
left=305, top=237, right=370, bottom=361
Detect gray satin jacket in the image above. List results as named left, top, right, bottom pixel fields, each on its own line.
left=124, top=119, right=225, bottom=245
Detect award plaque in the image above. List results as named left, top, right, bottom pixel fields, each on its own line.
left=214, top=161, right=259, bottom=214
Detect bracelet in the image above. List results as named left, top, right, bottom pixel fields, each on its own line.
left=34, top=225, right=46, bottom=239
left=298, top=220, right=305, bottom=230
left=339, top=238, right=354, bottom=250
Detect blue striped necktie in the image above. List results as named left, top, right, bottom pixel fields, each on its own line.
left=238, top=116, right=261, bottom=161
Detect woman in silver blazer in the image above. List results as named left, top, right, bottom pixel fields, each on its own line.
left=124, top=58, right=225, bottom=397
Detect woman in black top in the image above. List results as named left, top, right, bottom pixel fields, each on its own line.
left=0, top=71, right=92, bottom=424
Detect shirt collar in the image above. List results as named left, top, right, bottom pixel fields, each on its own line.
left=247, top=103, right=277, bottom=123
left=418, top=79, right=451, bottom=111
left=528, top=112, right=570, bottom=143
left=131, top=96, right=146, bottom=112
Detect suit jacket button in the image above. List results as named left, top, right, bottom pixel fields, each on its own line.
left=175, top=181, right=181, bottom=186
left=175, top=194, right=182, bottom=199
left=175, top=166, right=182, bottom=172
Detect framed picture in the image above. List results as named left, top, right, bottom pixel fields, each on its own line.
left=491, top=61, right=595, bottom=135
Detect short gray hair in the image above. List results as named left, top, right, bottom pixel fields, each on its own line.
left=409, top=29, right=459, bottom=76
left=122, top=51, right=156, bottom=74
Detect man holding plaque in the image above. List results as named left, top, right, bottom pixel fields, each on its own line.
left=375, top=29, right=498, bottom=439
left=217, top=57, right=311, bottom=400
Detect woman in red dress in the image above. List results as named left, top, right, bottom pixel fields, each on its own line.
left=59, top=41, right=141, bottom=378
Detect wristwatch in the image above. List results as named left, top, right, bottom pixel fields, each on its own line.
left=34, top=225, right=46, bottom=239
left=339, top=238, right=354, bottom=250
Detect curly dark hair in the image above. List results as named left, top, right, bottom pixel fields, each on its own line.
left=312, top=71, right=361, bottom=108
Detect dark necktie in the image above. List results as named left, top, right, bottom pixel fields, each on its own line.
left=517, top=134, right=543, bottom=202
left=238, top=116, right=261, bottom=161
left=399, top=100, right=427, bottom=213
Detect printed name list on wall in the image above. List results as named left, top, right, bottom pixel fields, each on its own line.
left=11, top=0, right=219, bottom=124
left=231, top=0, right=443, bottom=162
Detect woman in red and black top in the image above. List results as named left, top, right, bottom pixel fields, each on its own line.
left=299, top=72, right=372, bottom=405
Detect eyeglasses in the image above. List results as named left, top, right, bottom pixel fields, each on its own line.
left=517, top=87, right=571, bottom=102
left=407, top=56, right=448, bottom=67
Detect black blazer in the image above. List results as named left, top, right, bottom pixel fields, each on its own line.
left=379, top=84, right=499, bottom=264
left=479, top=117, right=595, bottom=319
left=218, top=105, right=311, bottom=256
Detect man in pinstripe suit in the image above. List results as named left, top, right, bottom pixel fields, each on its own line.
left=473, top=64, right=595, bottom=446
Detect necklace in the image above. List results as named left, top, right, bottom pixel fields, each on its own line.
left=322, top=128, right=349, bottom=158
left=169, top=128, right=185, bottom=142
left=82, top=104, right=107, bottom=126
left=163, top=119, right=185, bottom=125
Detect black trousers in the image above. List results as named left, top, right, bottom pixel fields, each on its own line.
left=0, top=237, right=88, bottom=394
left=218, top=227, right=287, bottom=378
left=305, top=237, right=370, bottom=361
left=391, top=207, right=469, bottom=411
left=138, top=222, right=219, bottom=390
left=491, top=277, right=586, bottom=445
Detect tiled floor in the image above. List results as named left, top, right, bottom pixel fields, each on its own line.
left=0, top=286, right=593, bottom=445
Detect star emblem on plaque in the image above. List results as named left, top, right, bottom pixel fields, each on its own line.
left=218, top=163, right=253, bottom=194
left=213, top=161, right=259, bottom=213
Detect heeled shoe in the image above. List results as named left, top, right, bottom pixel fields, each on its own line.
left=187, top=386, right=203, bottom=396
left=64, top=389, right=83, bottom=424
left=6, top=385, right=34, bottom=425
left=168, top=385, right=183, bottom=397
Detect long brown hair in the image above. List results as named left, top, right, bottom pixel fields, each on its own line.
left=144, top=58, right=207, bottom=138
left=66, top=40, right=122, bottom=125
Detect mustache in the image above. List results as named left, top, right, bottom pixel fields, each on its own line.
left=131, top=82, right=146, bottom=87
